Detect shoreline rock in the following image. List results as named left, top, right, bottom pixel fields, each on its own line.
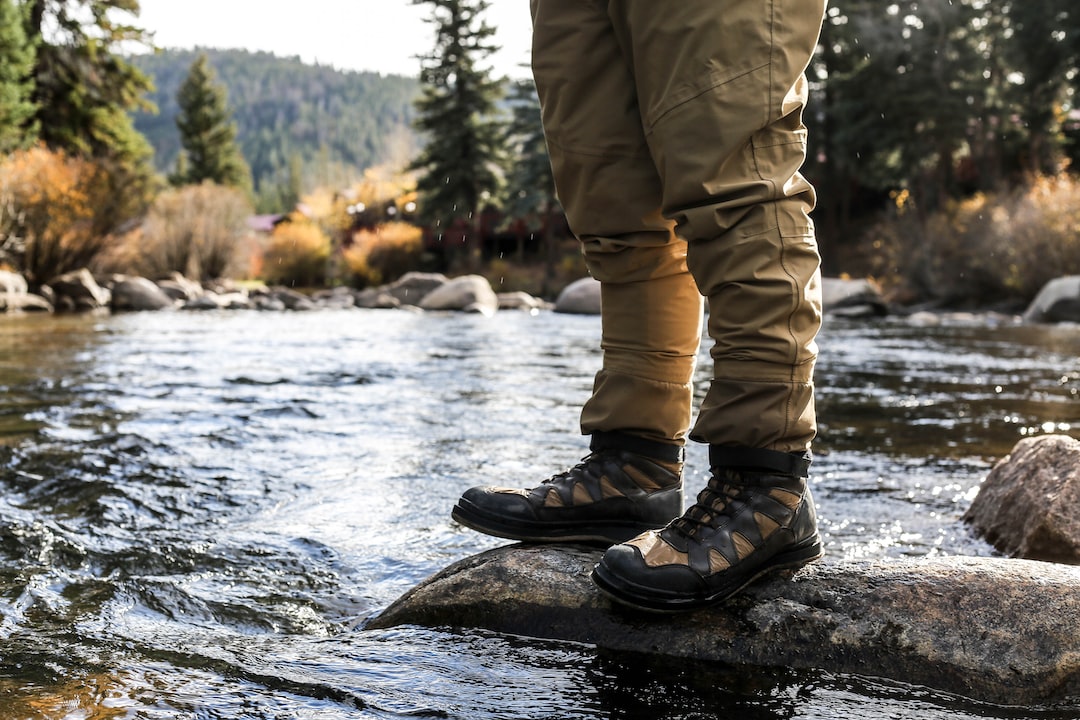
left=554, top=276, right=601, bottom=315
left=964, top=434, right=1080, bottom=564
left=1023, top=275, right=1080, bottom=323
left=418, top=274, right=499, bottom=315
left=47, top=269, right=110, bottom=311
left=821, top=277, right=888, bottom=317
left=368, top=545, right=1080, bottom=706
left=109, top=276, right=176, bottom=312
left=7, top=267, right=1069, bottom=323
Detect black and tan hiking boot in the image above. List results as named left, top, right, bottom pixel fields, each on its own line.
left=451, top=431, right=683, bottom=545
left=591, top=446, right=823, bottom=612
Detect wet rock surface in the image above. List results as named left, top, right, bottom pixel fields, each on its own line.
left=1023, top=275, right=1080, bottom=323
left=553, top=276, right=601, bottom=314
left=964, top=434, right=1080, bottom=564
left=821, top=277, right=888, bottom=317
left=418, top=274, right=499, bottom=315
left=46, top=268, right=110, bottom=311
left=110, top=276, right=176, bottom=311
left=369, top=544, right=1080, bottom=706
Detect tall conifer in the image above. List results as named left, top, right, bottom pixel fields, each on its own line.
left=174, top=53, right=251, bottom=192
left=25, top=0, right=157, bottom=232
left=26, top=1, right=153, bottom=157
left=410, top=0, right=507, bottom=267
left=502, top=77, right=560, bottom=293
left=0, top=0, right=37, bottom=152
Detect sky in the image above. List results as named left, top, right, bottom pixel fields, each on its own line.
left=135, top=0, right=534, bottom=79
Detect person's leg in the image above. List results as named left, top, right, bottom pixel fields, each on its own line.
left=451, top=0, right=703, bottom=544
left=531, top=0, right=704, bottom=447
left=591, top=0, right=828, bottom=610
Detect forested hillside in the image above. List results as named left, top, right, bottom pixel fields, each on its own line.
left=130, top=48, right=420, bottom=210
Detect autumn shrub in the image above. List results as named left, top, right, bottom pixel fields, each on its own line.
left=1000, top=175, right=1080, bottom=300
left=868, top=175, right=1080, bottom=306
left=129, top=182, right=253, bottom=281
left=0, top=145, right=104, bottom=286
left=262, top=220, right=331, bottom=287
left=342, top=221, right=423, bottom=287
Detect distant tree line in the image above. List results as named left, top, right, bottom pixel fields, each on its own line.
left=2, top=0, right=1079, bottom=301
left=130, top=49, right=420, bottom=213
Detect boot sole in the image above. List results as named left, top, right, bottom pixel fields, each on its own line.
left=451, top=498, right=665, bottom=545
left=591, top=536, right=825, bottom=613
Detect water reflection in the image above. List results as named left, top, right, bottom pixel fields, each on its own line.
left=0, top=310, right=1078, bottom=718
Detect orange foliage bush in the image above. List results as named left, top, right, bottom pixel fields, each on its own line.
left=262, top=219, right=331, bottom=287
left=342, top=221, right=422, bottom=287
left=869, top=174, right=1080, bottom=306
left=0, top=145, right=106, bottom=286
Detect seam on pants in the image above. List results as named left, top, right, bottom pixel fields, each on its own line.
left=601, top=361, right=697, bottom=386
left=644, top=62, right=769, bottom=133
left=763, top=0, right=799, bottom=444
left=768, top=0, right=776, bottom=117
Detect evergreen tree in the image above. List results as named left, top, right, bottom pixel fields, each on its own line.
left=0, top=0, right=37, bottom=152
left=25, top=0, right=157, bottom=232
left=503, top=78, right=554, bottom=222
left=410, top=0, right=507, bottom=267
left=1003, top=0, right=1079, bottom=175
left=173, top=53, right=252, bottom=191
left=26, top=0, right=153, bottom=157
left=813, top=0, right=997, bottom=214
left=502, top=77, right=561, bottom=292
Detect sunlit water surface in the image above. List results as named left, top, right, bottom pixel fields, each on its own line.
left=1, top=309, right=1079, bottom=719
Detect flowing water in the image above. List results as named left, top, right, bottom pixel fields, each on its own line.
left=0, top=308, right=1079, bottom=719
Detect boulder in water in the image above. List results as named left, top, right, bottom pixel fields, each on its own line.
left=418, top=275, right=498, bottom=315
left=554, top=277, right=601, bottom=315
left=110, top=276, right=176, bottom=311
left=1023, top=276, right=1080, bottom=323
left=46, top=268, right=110, bottom=311
left=964, top=434, right=1080, bottom=564
left=369, top=545, right=1080, bottom=706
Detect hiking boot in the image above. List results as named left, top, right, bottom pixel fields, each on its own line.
left=592, top=446, right=823, bottom=612
left=451, top=431, right=684, bottom=544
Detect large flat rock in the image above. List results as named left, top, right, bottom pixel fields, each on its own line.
left=368, top=545, right=1080, bottom=706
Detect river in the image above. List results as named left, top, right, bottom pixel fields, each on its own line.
left=0, top=308, right=1078, bottom=719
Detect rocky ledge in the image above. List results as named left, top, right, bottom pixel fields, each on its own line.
left=368, top=546, right=1080, bottom=706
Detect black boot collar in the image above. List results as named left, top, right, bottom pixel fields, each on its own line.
left=590, top=431, right=684, bottom=463
left=709, top=445, right=811, bottom=477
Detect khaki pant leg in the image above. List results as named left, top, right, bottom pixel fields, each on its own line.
left=610, top=0, right=826, bottom=453
left=531, top=0, right=704, bottom=445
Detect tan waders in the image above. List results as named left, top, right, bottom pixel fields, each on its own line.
left=453, top=0, right=828, bottom=611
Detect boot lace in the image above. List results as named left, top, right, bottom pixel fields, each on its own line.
left=540, top=452, right=609, bottom=489
left=670, top=469, right=744, bottom=539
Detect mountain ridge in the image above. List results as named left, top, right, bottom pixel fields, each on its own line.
left=129, top=47, right=421, bottom=209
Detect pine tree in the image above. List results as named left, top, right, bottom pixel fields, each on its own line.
left=26, top=0, right=153, bottom=156
left=1004, top=0, right=1079, bottom=175
left=0, top=0, right=37, bottom=153
left=174, top=53, right=252, bottom=191
left=25, top=0, right=158, bottom=233
left=410, top=0, right=507, bottom=268
left=502, top=77, right=561, bottom=292
left=503, top=78, right=554, bottom=223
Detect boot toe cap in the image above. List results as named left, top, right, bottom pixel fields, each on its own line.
left=596, top=541, right=708, bottom=599
left=459, top=485, right=539, bottom=521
